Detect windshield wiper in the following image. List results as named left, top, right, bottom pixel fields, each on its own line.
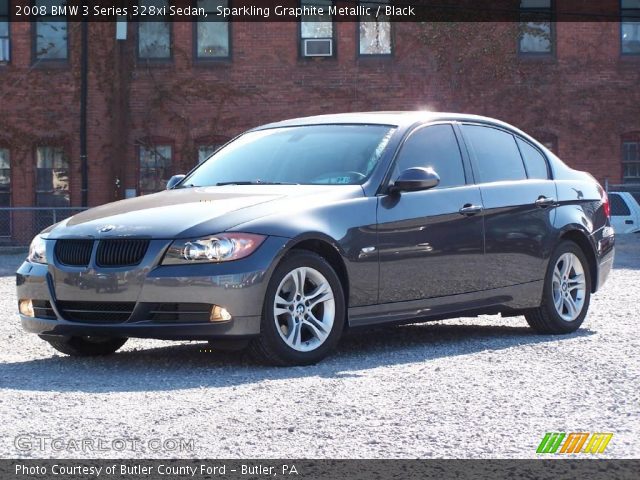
left=215, top=181, right=300, bottom=186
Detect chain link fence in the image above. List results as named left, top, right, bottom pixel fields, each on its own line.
left=605, top=181, right=640, bottom=205
left=0, top=208, right=88, bottom=247
left=4, top=183, right=638, bottom=246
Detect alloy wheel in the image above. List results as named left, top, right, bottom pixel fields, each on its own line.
left=273, top=266, right=335, bottom=352
left=551, top=252, right=587, bottom=322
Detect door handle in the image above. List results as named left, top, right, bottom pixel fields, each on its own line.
left=534, top=196, right=556, bottom=208
left=626, top=220, right=634, bottom=225
left=459, top=204, right=483, bottom=216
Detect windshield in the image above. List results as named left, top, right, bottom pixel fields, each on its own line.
left=181, top=124, right=396, bottom=187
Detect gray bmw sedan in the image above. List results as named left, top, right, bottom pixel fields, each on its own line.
left=17, top=112, right=614, bottom=365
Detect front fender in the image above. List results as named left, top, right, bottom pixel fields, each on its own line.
left=230, top=197, right=379, bottom=307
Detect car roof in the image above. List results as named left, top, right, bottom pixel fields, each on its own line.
left=253, top=111, right=521, bottom=131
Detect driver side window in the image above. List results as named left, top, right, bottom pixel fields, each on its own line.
left=394, top=124, right=466, bottom=188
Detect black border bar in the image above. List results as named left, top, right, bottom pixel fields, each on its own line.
left=2, top=459, right=640, bottom=480
left=7, top=0, right=640, bottom=22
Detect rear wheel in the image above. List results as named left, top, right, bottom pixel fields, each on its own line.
left=40, top=335, right=127, bottom=356
left=525, top=240, right=591, bottom=334
left=249, top=251, right=345, bottom=366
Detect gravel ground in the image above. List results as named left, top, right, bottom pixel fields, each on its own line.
left=0, top=236, right=638, bottom=459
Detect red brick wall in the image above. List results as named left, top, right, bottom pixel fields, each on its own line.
left=1, top=20, right=639, bottom=209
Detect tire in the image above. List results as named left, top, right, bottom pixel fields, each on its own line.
left=249, top=250, right=346, bottom=366
left=40, top=335, right=128, bottom=356
left=525, top=240, right=591, bottom=334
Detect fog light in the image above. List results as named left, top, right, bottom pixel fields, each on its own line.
left=210, top=305, right=232, bottom=322
left=19, top=299, right=34, bottom=317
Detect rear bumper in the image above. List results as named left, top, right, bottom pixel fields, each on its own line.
left=594, top=227, right=615, bottom=292
left=16, top=236, right=290, bottom=340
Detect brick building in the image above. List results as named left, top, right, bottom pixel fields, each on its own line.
left=0, top=0, right=640, bottom=243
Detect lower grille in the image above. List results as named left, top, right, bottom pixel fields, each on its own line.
left=57, top=301, right=135, bottom=324
left=55, top=240, right=94, bottom=267
left=96, top=239, right=150, bottom=267
left=32, top=300, right=56, bottom=320
left=148, top=303, right=212, bottom=323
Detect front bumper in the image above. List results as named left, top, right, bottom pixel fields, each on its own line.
left=19, top=315, right=261, bottom=340
left=16, top=236, right=289, bottom=340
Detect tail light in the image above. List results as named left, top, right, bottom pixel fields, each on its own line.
left=601, top=189, right=611, bottom=219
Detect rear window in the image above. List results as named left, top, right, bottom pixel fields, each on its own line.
left=461, top=125, right=527, bottom=183
left=610, top=194, right=631, bottom=216
left=516, top=138, right=550, bottom=179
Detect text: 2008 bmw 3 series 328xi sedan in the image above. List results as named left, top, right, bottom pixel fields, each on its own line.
left=17, top=112, right=614, bottom=365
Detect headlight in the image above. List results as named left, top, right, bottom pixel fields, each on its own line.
left=28, top=235, right=47, bottom=264
left=162, top=233, right=266, bottom=265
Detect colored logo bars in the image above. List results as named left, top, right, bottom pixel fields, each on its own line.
left=537, top=433, right=613, bottom=454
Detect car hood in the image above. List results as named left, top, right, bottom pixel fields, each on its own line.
left=44, top=185, right=364, bottom=239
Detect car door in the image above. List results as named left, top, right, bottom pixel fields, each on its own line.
left=377, top=123, right=485, bottom=303
left=459, top=124, right=557, bottom=290
left=609, top=193, right=638, bottom=234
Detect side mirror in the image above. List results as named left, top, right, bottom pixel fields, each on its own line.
left=166, top=174, right=186, bottom=190
left=390, top=167, right=440, bottom=193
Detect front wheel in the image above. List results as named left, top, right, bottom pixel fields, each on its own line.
left=525, top=240, right=591, bottom=334
left=249, top=251, right=345, bottom=366
left=40, top=335, right=128, bottom=356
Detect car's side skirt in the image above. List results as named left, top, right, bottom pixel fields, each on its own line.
left=347, top=280, right=543, bottom=328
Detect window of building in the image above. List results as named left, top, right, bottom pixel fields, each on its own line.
left=461, top=125, right=527, bottom=183
left=623, top=139, right=640, bottom=183
left=138, top=0, right=171, bottom=59
left=36, top=147, right=70, bottom=206
left=0, top=148, right=10, bottom=236
left=0, top=1, right=9, bottom=63
left=0, top=148, right=10, bottom=206
left=516, top=137, right=550, bottom=179
left=195, top=0, right=230, bottom=59
left=394, top=125, right=466, bottom=188
left=34, top=0, right=68, bottom=61
left=359, top=0, right=392, bottom=55
left=198, top=144, right=220, bottom=164
left=541, top=139, right=557, bottom=154
left=139, top=145, right=172, bottom=195
left=300, top=0, right=334, bottom=57
left=518, top=0, right=553, bottom=55
left=622, top=0, right=640, bottom=54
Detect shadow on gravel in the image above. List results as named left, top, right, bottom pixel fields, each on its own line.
left=0, top=323, right=594, bottom=393
left=0, top=253, right=26, bottom=277
left=613, top=234, right=640, bottom=270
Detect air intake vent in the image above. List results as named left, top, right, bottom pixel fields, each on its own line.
left=96, top=239, right=150, bottom=267
left=148, top=303, right=213, bottom=323
left=57, top=301, right=134, bottom=323
left=32, top=300, right=56, bottom=320
left=54, top=240, right=94, bottom=267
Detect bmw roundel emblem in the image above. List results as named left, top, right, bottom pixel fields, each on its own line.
left=98, top=225, right=115, bottom=233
